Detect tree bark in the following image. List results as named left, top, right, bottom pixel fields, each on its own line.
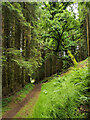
left=86, top=14, right=89, bottom=57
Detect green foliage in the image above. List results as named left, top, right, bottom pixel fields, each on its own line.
left=2, top=97, right=12, bottom=115
left=2, top=2, right=43, bottom=88
left=37, top=2, right=86, bottom=68
left=15, top=83, right=34, bottom=102
left=67, top=50, right=78, bottom=66
left=2, top=83, right=34, bottom=115
left=2, top=2, right=30, bottom=27
left=2, top=97, right=12, bottom=107
left=78, top=2, right=89, bottom=23
left=2, top=2, right=89, bottom=113
left=32, top=60, right=88, bottom=118
left=39, top=2, right=82, bottom=52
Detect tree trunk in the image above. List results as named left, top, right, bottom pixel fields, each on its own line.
left=67, top=50, right=78, bottom=66
left=86, top=14, right=89, bottom=57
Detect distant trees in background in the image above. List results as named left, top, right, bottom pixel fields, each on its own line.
left=78, top=2, right=90, bottom=59
left=2, top=2, right=42, bottom=95
left=2, top=2, right=89, bottom=96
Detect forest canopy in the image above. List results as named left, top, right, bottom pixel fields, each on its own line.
left=2, top=1, right=89, bottom=95
left=1, top=1, right=90, bottom=119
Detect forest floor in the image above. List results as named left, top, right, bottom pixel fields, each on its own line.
left=2, top=83, right=42, bottom=118
left=2, top=58, right=89, bottom=119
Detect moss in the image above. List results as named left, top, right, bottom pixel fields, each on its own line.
left=67, top=50, right=78, bottom=66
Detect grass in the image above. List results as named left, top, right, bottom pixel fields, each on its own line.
left=2, top=58, right=89, bottom=118
left=14, top=99, right=33, bottom=118
left=40, top=74, right=60, bottom=83
left=2, top=83, right=34, bottom=115
left=15, top=83, right=34, bottom=102
left=2, top=97, right=12, bottom=114
left=32, top=58, right=89, bottom=118
left=14, top=97, right=35, bottom=118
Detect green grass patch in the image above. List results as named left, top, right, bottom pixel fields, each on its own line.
left=41, top=74, right=60, bottom=83
left=79, top=57, right=89, bottom=65
left=15, top=83, right=34, bottom=102
left=2, top=97, right=12, bottom=107
left=2, top=97, right=12, bottom=114
left=32, top=59, right=89, bottom=118
left=14, top=99, right=33, bottom=118
left=2, top=83, right=34, bottom=115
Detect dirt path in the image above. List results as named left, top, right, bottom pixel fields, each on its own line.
left=3, top=83, right=42, bottom=118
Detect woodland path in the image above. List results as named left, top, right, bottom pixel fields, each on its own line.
left=3, top=83, right=42, bottom=118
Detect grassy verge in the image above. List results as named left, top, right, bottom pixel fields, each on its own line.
left=2, top=83, right=34, bottom=115
left=2, top=97, right=12, bottom=114
left=15, top=83, right=34, bottom=102
left=14, top=97, right=36, bottom=118
left=32, top=59, right=89, bottom=118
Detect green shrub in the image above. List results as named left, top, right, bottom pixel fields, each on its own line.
left=2, top=97, right=12, bottom=115
left=2, top=97, right=12, bottom=107
left=32, top=64, right=88, bottom=118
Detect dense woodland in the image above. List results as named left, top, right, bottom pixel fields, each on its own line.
left=1, top=1, right=90, bottom=119
left=2, top=2, right=89, bottom=96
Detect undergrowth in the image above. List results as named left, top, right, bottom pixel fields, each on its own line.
left=32, top=59, right=89, bottom=118
left=2, top=83, right=34, bottom=114
left=15, top=83, right=34, bottom=102
left=2, top=97, right=12, bottom=114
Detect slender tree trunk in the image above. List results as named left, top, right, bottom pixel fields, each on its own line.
left=22, top=67, right=25, bottom=87
left=86, top=14, right=89, bottom=56
left=25, top=29, right=31, bottom=60
left=79, top=41, right=82, bottom=61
